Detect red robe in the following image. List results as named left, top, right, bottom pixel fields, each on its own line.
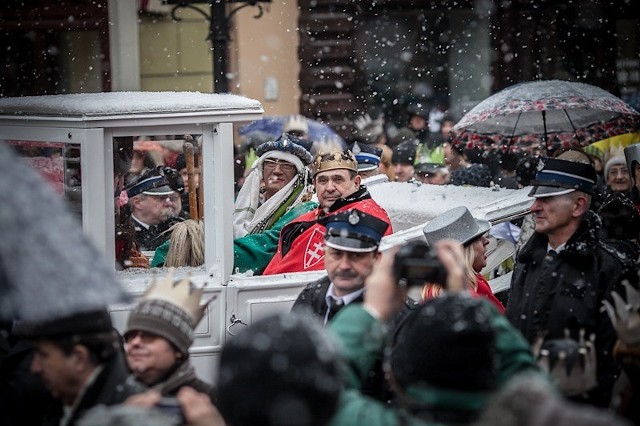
left=263, top=188, right=392, bottom=275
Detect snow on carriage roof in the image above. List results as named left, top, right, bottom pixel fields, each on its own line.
left=369, top=181, right=533, bottom=231
left=0, top=91, right=263, bottom=120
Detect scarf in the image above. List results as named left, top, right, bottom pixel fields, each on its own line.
left=233, top=150, right=310, bottom=238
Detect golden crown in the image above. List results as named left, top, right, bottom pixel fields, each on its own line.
left=313, top=149, right=358, bottom=175
left=142, top=268, right=206, bottom=324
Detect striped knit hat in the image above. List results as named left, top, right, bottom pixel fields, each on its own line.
left=125, top=270, right=205, bottom=355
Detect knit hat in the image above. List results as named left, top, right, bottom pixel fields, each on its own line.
left=604, top=155, right=627, bottom=179
left=390, top=294, right=496, bottom=391
left=388, top=128, right=416, bottom=149
left=125, top=270, right=206, bottom=355
left=598, top=192, right=640, bottom=239
left=392, top=141, right=417, bottom=165
left=529, top=157, right=597, bottom=198
left=217, top=313, right=341, bottom=426
left=423, top=206, right=490, bottom=247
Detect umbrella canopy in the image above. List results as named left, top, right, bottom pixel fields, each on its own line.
left=238, top=115, right=345, bottom=148
left=451, top=80, right=640, bottom=155
left=0, top=143, right=128, bottom=321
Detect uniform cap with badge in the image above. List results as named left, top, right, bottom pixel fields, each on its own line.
left=320, top=209, right=389, bottom=252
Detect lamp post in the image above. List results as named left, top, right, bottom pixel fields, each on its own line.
left=164, top=0, right=270, bottom=93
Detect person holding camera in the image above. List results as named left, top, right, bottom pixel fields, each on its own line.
left=167, top=240, right=540, bottom=426
left=421, top=206, right=505, bottom=313
left=291, top=208, right=390, bottom=327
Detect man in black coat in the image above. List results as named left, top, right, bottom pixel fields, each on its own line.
left=14, top=310, right=143, bottom=426
left=506, top=157, right=638, bottom=408
left=291, top=209, right=389, bottom=327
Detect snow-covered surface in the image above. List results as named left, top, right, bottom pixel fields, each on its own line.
left=0, top=91, right=263, bottom=119
left=368, top=181, right=534, bottom=232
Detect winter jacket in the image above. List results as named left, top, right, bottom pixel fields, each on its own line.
left=291, top=275, right=364, bottom=325
left=327, top=300, right=542, bottom=426
left=475, top=274, right=505, bottom=314
left=42, top=350, right=144, bottom=426
left=263, top=187, right=392, bottom=275
left=506, top=210, right=638, bottom=407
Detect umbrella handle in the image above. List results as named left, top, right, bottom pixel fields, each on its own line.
left=183, top=142, right=198, bottom=220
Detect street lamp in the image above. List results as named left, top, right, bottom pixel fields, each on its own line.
left=163, top=0, right=271, bottom=93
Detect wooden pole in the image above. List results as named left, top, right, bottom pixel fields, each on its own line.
left=197, top=140, right=204, bottom=221
left=183, top=142, right=198, bottom=220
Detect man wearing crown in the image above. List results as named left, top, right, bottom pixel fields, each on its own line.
left=123, top=270, right=213, bottom=399
left=262, top=147, right=392, bottom=275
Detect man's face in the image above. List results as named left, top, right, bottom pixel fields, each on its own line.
left=125, top=330, right=181, bottom=385
left=394, top=163, right=415, bottom=182
left=314, top=169, right=361, bottom=210
left=262, top=158, right=297, bottom=199
left=324, top=246, right=378, bottom=297
left=530, top=193, right=578, bottom=236
left=409, top=115, right=427, bottom=131
left=31, top=341, right=83, bottom=405
left=606, top=164, right=632, bottom=193
left=169, top=193, right=182, bottom=217
left=133, top=194, right=174, bottom=225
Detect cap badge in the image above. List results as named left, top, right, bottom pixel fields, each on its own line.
left=348, top=210, right=360, bottom=225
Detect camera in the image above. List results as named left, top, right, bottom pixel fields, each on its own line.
left=155, top=397, right=185, bottom=422
left=392, top=240, right=447, bottom=287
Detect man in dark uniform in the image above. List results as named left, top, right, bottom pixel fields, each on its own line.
left=125, top=167, right=181, bottom=251
left=291, top=209, right=389, bottom=327
left=15, top=310, right=143, bottom=426
left=506, top=157, right=637, bottom=408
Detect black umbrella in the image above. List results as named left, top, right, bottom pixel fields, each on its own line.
left=0, top=143, right=128, bottom=321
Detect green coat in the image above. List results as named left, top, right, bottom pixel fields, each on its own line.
left=233, top=201, right=317, bottom=274
left=151, top=201, right=317, bottom=272
left=327, top=298, right=544, bottom=426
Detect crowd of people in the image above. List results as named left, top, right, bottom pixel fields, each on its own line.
left=3, top=103, right=640, bottom=426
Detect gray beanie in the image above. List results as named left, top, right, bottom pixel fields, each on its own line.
left=125, top=298, right=195, bottom=355
left=604, top=155, right=626, bottom=178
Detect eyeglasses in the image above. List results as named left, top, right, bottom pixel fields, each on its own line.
left=124, top=330, right=159, bottom=344
left=263, top=159, right=296, bottom=173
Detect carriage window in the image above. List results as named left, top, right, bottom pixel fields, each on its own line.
left=114, top=135, right=204, bottom=270
left=5, top=140, right=82, bottom=220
